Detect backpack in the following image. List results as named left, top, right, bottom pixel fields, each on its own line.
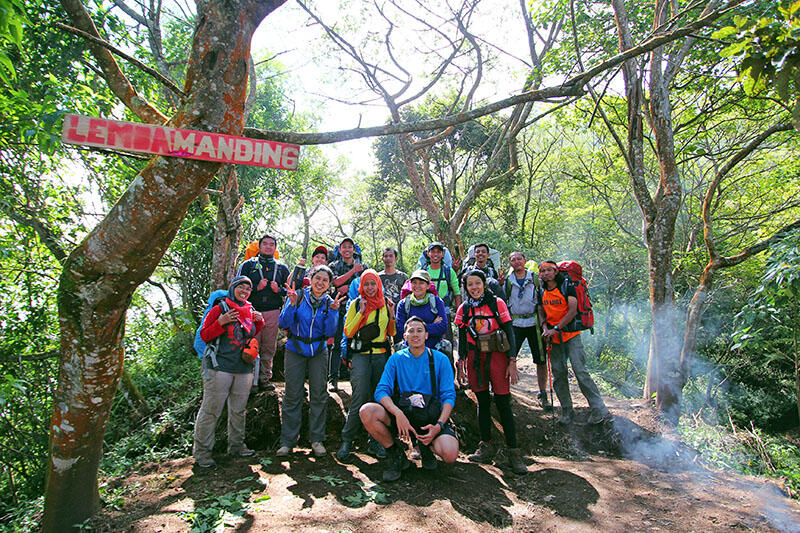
left=399, top=278, right=439, bottom=300
left=503, top=268, right=540, bottom=301
left=401, top=292, right=439, bottom=316
left=393, top=348, right=441, bottom=429
left=194, top=290, right=229, bottom=358
left=242, top=256, right=280, bottom=284
left=416, top=246, right=454, bottom=270
left=557, top=260, right=594, bottom=333
left=463, top=296, right=508, bottom=387
left=426, top=264, right=454, bottom=307
left=463, top=256, right=498, bottom=277
left=347, top=296, right=392, bottom=353
left=202, top=299, right=231, bottom=366
left=463, top=295, right=503, bottom=340
left=285, top=290, right=331, bottom=353
left=243, top=241, right=280, bottom=261
left=331, top=241, right=363, bottom=263
left=465, top=244, right=501, bottom=278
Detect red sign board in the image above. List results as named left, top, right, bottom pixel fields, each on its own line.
left=61, top=114, right=300, bottom=170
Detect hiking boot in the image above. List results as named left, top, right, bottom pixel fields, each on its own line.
left=367, top=439, right=387, bottom=459
left=588, top=409, right=611, bottom=425
left=259, top=381, right=276, bottom=392
left=382, top=445, right=411, bottom=482
left=276, top=446, right=292, bottom=457
left=537, top=391, right=553, bottom=412
left=467, top=441, right=496, bottom=464
left=229, top=447, right=255, bottom=457
left=336, top=441, right=353, bottom=461
left=419, top=445, right=438, bottom=471
left=507, top=448, right=528, bottom=475
left=311, top=442, right=327, bottom=457
left=195, top=457, right=216, bottom=468
left=558, top=409, right=574, bottom=426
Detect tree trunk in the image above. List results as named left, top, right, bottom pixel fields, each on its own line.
left=644, top=331, right=655, bottom=400
left=680, top=262, right=714, bottom=388
left=43, top=1, right=285, bottom=530
left=211, top=166, right=244, bottom=290
left=613, top=0, right=684, bottom=422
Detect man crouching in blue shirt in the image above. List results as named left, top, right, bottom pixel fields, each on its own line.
left=360, top=316, right=459, bottom=481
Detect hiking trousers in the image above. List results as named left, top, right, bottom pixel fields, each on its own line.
left=193, top=369, right=252, bottom=460
left=280, top=349, right=328, bottom=447
left=549, top=334, right=607, bottom=414
left=256, top=309, right=280, bottom=383
left=341, top=351, right=389, bottom=442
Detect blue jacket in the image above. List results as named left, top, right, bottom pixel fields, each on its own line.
left=396, top=294, right=448, bottom=348
left=279, top=288, right=339, bottom=357
left=375, top=347, right=456, bottom=408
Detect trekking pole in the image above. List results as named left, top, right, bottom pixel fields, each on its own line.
left=548, top=343, right=555, bottom=431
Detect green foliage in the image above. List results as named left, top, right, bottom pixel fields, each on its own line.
left=179, top=487, right=265, bottom=532
left=341, top=483, right=390, bottom=507
left=733, top=229, right=800, bottom=424
left=0, top=496, right=43, bottom=532
left=0, top=0, right=26, bottom=85
left=0, top=223, right=60, bottom=514
left=102, top=318, right=201, bottom=477
left=680, top=415, right=800, bottom=498
left=715, top=1, right=800, bottom=123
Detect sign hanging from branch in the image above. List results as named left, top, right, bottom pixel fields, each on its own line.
left=61, top=114, right=300, bottom=170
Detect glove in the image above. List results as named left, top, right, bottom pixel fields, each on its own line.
left=241, top=338, right=259, bottom=364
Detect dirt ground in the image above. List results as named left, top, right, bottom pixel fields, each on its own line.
left=90, top=359, right=800, bottom=532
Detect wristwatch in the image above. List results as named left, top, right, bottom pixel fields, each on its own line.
left=436, top=421, right=446, bottom=431
left=553, top=325, right=560, bottom=331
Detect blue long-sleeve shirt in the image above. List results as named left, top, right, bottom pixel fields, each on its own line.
left=375, top=347, right=456, bottom=408
left=395, top=294, right=448, bottom=348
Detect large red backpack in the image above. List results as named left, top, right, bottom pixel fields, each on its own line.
left=557, top=261, right=594, bottom=333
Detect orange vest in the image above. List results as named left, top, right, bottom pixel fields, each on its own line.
left=541, top=286, right=580, bottom=344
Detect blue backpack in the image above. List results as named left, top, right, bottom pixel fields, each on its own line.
left=331, top=241, right=362, bottom=263
left=193, top=289, right=228, bottom=358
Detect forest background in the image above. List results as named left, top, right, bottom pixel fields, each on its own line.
left=1, top=0, right=800, bottom=529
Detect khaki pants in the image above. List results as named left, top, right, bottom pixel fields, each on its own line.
left=193, top=369, right=252, bottom=460
left=256, top=309, right=280, bottom=384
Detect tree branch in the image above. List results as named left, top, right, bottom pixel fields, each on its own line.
left=57, top=0, right=168, bottom=123
left=718, top=218, right=800, bottom=268
left=0, top=350, right=59, bottom=363
left=55, top=21, right=186, bottom=100
left=702, top=121, right=793, bottom=259
left=245, top=0, right=739, bottom=146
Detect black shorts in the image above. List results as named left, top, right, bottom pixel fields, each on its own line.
left=390, top=413, right=457, bottom=440
left=512, top=325, right=545, bottom=365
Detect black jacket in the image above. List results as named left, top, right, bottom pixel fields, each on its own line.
left=237, top=255, right=290, bottom=312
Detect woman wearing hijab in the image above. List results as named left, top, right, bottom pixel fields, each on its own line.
left=454, top=269, right=527, bottom=475
left=336, top=269, right=397, bottom=461
left=277, top=265, right=344, bottom=457
left=194, top=276, right=265, bottom=468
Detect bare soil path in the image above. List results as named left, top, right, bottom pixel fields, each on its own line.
left=92, top=360, right=800, bottom=532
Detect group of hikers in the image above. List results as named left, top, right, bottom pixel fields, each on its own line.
left=192, top=234, right=611, bottom=481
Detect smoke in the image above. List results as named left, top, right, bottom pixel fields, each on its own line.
left=757, top=485, right=800, bottom=533
left=610, top=414, right=701, bottom=474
